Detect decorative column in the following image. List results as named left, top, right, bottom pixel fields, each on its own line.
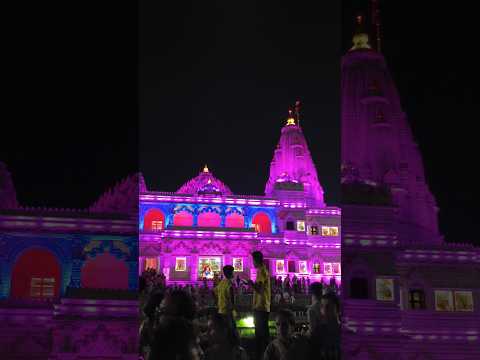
left=69, top=235, right=86, bottom=288
left=190, top=254, right=198, bottom=283
left=193, top=205, right=199, bottom=226
left=128, top=261, right=138, bottom=291
left=220, top=205, right=226, bottom=227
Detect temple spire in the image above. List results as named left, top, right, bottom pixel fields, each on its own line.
left=203, top=164, right=209, bottom=173
left=350, top=13, right=371, bottom=51
left=295, top=100, right=301, bottom=127
left=371, top=0, right=382, bottom=52
left=286, top=108, right=296, bottom=126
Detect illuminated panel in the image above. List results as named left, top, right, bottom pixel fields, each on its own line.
left=321, top=226, right=339, bottom=236
left=225, top=212, right=245, bottom=228
left=296, top=220, right=306, bottom=232
left=454, top=291, right=474, bottom=312
left=376, top=278, right=394, bottom=301
left=175, top=257, right=187, bottom=272
left=173, top=211, right=194, bottom=226
left=276, top=260, right=285, bottom=274
left=298, top=261, right=308, bottom=274
left=332, top=262, right=341, bottom=275
left=233, top=258, right=243, bottom=272
left=323, top=263, right=333, bottom=275
left=198, top=257, right=221, bottom=279
left=435, top=290, right=454, bottom=311
left=198, top=212, right=221, bottom=227
left=145, top=257, right=158, bottom=271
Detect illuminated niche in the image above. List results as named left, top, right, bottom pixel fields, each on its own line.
left=233, top=258, right=243, bottom=272
left=175, top=257, right=187, bottom=272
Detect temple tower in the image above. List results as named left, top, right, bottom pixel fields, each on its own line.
left=265, top=109, right=325, bottom=208
left=0, top=162, right=18, bottom=209
left=341, top=13, right=440, bottom=242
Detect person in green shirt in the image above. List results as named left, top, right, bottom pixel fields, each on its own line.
left=246, top=251, right=271, bottom=359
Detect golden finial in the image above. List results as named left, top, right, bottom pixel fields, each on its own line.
left=203, top=164, right=209, bottom=173
left=286, top=109, right=296, bottom=126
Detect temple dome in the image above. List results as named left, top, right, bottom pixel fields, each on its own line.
left=176, top=166, right=233, bottom=196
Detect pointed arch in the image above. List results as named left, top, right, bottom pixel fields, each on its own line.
left=252, top=212, right=272, bottom=234
left=143, top=208, right=165, bottom=231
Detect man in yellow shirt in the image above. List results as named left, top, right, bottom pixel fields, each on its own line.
left=247, top=251, right=271, bottom=359
left=214, top=265, right=237, bottom=333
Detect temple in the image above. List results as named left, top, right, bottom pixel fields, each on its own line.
left=139, top=110, right=341, bottom=285
left=341, top=9, right=480, bottom=359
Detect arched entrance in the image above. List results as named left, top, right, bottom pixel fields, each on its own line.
left=81, top=252, right=129, bottom=290
left=252, top=212, right=272, bottom=234
left=143, top=208, right=165, bottom=231
left=10, top=248, right=61, bottom=299
left=225, top=212, right=245, bottom=228
left=197, top=211, right=221, bottom=227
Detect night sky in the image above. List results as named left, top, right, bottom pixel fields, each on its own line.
left=2, top=3, right=138, bottom=209
left=140, top=1, right=341, bottom=205
left=1, top=2, right=476, bottom=246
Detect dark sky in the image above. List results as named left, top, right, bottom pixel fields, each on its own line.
left=2, top=3, right=138, bottom=209
left=140, top=1, right=341, bottom=205
left=344, top=1, right=477, bottom=246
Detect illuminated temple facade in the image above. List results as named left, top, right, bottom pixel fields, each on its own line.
left=341, top=15, right=480, bottom=360
left=139, top=115, right=341, bottom=285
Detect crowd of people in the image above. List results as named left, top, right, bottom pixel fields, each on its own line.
left=139, top=251, right=341, bottom=360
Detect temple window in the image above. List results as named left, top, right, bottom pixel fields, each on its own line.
left=376, top=278, right=394, bottom=301
left=321, top=226, right=339, bottom=236
left=175, top=257, right=187, bottom=272
left=310, top=226, right=319, bottom=235
left=232, top=258, right=243, bottom=272
left=368, top=79, right=381, bottom=96
left=173, top=210, right=194, bottom=227
left=144, top=208, right=166, bottom=231
left=408, top=289, right=426, bottom=310
left=151, top=220, right=163, bottom=231
left=296, top=220, right=306, bottom=232
left=286, top=221, right=295, bottom=230
left=30, top=277, right=55, bottom=298
left=350, top=277, right=369, bottom=299
left=287, top=260, right=296, bottom=273
left=435, top=290, right=475, bottom=311
left=11, top=249, right=61, bottom=299
left=198, top=257, right=221, bottom=279
left=298, top=261, right=307, bottom=273
left=332, top=263, right=341, bottom=275
left=312, top=263, right=321, bottom=274
left=323, top=263, right=333, bottom=275
left=276, top=260, right=285, bottom=273
left=453, top=290, right=474, bottom=311
left=145, top=257, right=158, bottom=271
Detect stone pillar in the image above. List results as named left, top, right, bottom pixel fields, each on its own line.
left=190, top=254, right=198, bottom=283
left=128, top=261, right=138, bottom=290
left=220, top=205, right=226, bottom=227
